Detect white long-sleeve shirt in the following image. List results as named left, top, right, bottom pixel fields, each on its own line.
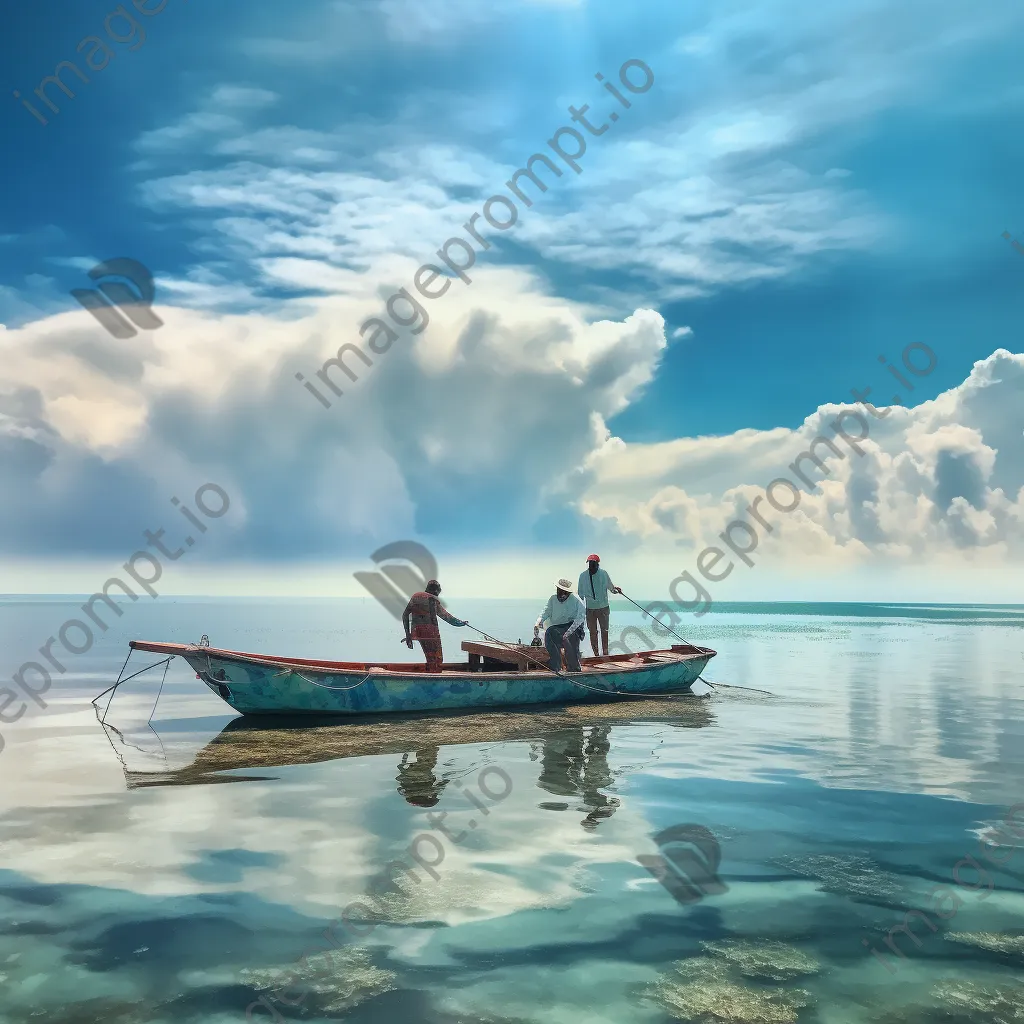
left=578, top=567, right=616, bottom=609
left=536, top=592, right=586, bottom=634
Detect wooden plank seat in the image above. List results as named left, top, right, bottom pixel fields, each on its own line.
left=461, top=641, right=550, bottom=672
left=459, top=641, right=706, bottom=673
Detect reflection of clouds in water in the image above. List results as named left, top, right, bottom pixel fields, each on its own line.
left=363, top=865, right=576, bottom=929
left=0, top=763, right=393, bottom=905
left=240, top=945, right=397, bottom=1014
left=3, top=606, right=1022, bottom=1024
left=0, top=723, right=651, bottom=953
left=646, top=956, right=813, bottom=1024
left=0, top=871, right=323, bottom=1024
left=975, top=818, right=1024, bottom=854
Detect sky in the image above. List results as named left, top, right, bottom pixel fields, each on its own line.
left=1, top=0, right=1023, bottom=601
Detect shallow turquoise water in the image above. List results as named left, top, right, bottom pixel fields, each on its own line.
left=1, top=598, right=1023, bottom=1023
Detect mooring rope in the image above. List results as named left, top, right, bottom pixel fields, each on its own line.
left=96, top=656, right=174, bottom=724
left=147, top=658, right=171, bottom=725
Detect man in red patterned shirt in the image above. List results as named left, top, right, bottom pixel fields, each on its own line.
left=402, top=579, right=468, bottom=673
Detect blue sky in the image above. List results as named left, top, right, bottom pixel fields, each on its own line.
left=1, top=0, right=1023, bottom=597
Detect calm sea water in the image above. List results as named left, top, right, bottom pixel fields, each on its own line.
left=1, top=597, right=1022, bottom=1024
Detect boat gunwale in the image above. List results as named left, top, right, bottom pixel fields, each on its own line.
left=129, top=639, right=715, bottom=682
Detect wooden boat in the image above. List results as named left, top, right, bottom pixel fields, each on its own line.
left=126, top=638, right=716, bottom=717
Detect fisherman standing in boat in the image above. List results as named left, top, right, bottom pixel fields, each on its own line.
left=578, top=554, right=622, bottom=658
left=402, top=579, right=468, bottom=673
left=534, top=576, right=587, bottom=672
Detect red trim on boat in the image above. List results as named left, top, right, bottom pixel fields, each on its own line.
left=129, top=639, right=716, bottom=675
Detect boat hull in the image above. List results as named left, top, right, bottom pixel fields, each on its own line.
left=169, top=646, right=714, bottom=717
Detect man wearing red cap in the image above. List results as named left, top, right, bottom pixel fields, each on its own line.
left=578, top=555, right=622, bottom=657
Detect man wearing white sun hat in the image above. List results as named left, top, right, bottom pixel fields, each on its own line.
left=534, top=576, right=587, bottom=673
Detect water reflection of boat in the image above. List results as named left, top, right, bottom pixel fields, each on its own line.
left=107, top=700, right=714, bottom=807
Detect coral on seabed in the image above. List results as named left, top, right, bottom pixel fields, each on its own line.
left=240, top=944, right=397, bottom=1013
left=701, top=940, right=820, bottom=981
left=648, top=957, right=811, bottom=1023
left=876, top=976, right=1024, bottom=1024
left=772, top=853, right=905, bottom=902
left=28, top=999, right=179, bottom=1024
left=945, top=931, right=1024, bottom=959
left=933, top=978, right=1024, bottom=1022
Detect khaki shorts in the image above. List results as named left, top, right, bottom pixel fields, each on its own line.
left=586, top=606, right=610, bottom=634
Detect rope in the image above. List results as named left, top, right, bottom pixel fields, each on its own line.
left=202, top=635, right=740, bottom=703
left=617, top=589, right=705, bottom=651
left=147, top=658, right=171, bottom=724
left=559, top=673, right=712, bottom=700
left=92, top=649, right=133, bottom=706
left=117, top=657, right=174, bottom=687
left=707, top=681, right=776, bottom=697
left=462, top=622, right=710, bottom=700
left=246, top=641, right=768, bottom=701
left=616, top=590, right=717, bottom=691
left=98, top=657, right=174, bottom=724
left=463, top=623, right=566, bottom=677
left=272, top=666, right=376, bottom=691
left=613, top=591, right=774, bottom=697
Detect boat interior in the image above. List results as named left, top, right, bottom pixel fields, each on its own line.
left=130, top=639, right=714, bottom=675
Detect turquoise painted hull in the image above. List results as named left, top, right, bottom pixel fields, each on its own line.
left=129, top=641, right=715, bottom=717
